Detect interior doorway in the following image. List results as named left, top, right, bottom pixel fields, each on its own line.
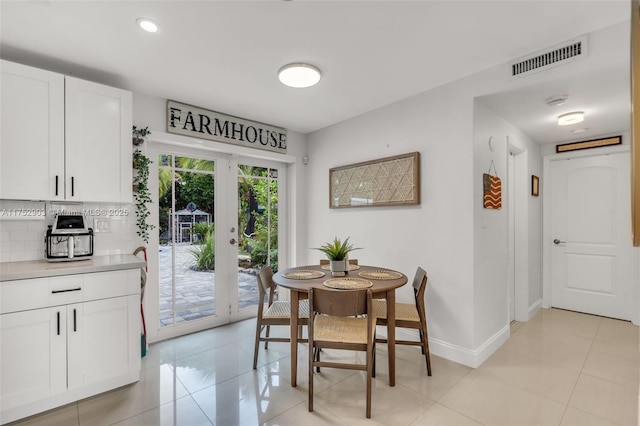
left=507, top=138, right=530, bottom=322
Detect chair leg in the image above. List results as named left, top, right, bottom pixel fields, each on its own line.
left=253, top=323, right=262, bottom=370
left=314, top=347, right=321, bottom=372
left=366, top=346, right=373, bottom=419
left=421, top=321, right=432, bottom=376
left=264, top=325, right=271, bottom=350
left=372, top=341, right=376, bottom=378
left=308, top=340, right=314, bottom=412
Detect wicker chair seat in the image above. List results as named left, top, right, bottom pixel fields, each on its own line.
left=372, top=300, right=420, bottom=322
left=313, top=315, right=370, bottom=344
left=263, top=300, right=309, bottom=319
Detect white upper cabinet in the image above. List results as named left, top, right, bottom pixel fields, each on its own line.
left=0, top=60, right=132, bottom=202
left=65, top=77, right=132, bottom=203
left=0, top=60, right=65, bottom=200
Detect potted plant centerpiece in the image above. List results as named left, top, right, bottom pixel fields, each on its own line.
left=315, top=236, right=361, bottom=273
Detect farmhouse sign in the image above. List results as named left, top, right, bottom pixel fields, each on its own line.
left=167, top=100, right=287, bottom=154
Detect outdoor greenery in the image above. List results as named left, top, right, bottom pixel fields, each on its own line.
left=191, top=223, right=215, bottom=270
left=315, top=236, right=361, bottom=261
left=133, top=149, right=155, bottom=243
left=243, top=176, right=278, bottom=271
left=158, top=156, right=278, bottom=272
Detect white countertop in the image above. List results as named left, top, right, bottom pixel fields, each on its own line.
left=0, top=254, right=146, bottom=281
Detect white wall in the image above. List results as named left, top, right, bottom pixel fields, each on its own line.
left=307, top=81, right=477, bottom=354
left=472, top=101, right=542, bottom=353
left=305, top=22, right=627, bottom=367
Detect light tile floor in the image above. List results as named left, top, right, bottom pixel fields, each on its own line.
left=8, top=308, right=639, bottom=426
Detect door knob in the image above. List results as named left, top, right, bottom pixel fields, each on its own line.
left=553, top=239, right=566, bottom=245
left=230, top=238, right=237, bottom=245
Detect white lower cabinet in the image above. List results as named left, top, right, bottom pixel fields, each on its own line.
left=67, top=296, right=139, bottom=390
left=0, top=270, right=141, bottom=424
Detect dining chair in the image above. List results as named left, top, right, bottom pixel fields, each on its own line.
left=373, top=267, right=431, bottom=376
left=308, top=287, right=376, bottom=418
left=253, top=266, right=309, bottom=369
left=319, top=259, right=359, bottom=265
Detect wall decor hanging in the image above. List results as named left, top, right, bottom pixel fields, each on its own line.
left=483, top=160, right=502, bottom=209
left=329, top=152, right=420, bottom=208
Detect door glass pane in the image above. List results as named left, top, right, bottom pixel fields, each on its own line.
left=237, top=165, right=279, bottom=310
left=158, top=154, right=216, bottom=327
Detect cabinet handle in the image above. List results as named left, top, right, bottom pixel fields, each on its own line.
left=55, top=175, right=59, bottom=196
left=51, top=287, right=82, bottom=294
left=71, top=177, right=75, bottom=197
left=57, top=311, right=60, bottom=335
left=73, top=308, right=77, bottom=332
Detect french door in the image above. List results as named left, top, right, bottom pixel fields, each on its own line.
left=150, top=145, right=284, bottom=340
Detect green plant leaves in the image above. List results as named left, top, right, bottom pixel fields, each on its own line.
left=314, top=236, right=361, bottom=261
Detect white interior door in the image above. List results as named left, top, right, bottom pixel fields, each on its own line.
left=549, top=152, right=633, bottom=320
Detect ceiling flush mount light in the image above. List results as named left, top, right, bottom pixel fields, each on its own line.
left=278, top=63, right=321, bottom=88
left=557, top=111, right=584, bottom=126
left=137, top=18, right=159, bottom=33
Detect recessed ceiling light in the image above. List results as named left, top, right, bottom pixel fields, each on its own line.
left=557, top=111, right=584, bottom=126
left=545, top=95, right=568, bottom=107
left=137, top=18, right=159, bottom=33
left=278, top=63, right=321, bottom=88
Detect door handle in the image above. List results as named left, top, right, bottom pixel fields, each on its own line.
left=553, top=239, right=566, bottom=245
left=230, top=238, right=237, bottom=245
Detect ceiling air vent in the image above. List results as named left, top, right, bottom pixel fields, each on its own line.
left=509, top=35, right=588, bottom=79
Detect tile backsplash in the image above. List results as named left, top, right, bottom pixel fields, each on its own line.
left=0, top=200, right=139, bottom=263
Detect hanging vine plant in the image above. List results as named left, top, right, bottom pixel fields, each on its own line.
left=133, top=149, right=155, bottom=243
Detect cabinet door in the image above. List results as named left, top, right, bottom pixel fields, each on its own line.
left=67, top=295, right=140, bottom=390
left=64, top=77, right=132, bottom=203
left=0, top=60, right=65, bottom=200
left=0, top=308, right=67, bottom=412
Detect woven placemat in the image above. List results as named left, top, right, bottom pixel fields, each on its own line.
left=358, top=270, right=403, bottom=280
left=321, top=264, right=361, bottom=271
left=323, top=277, right=373, bottom=289
left=283, top=270, right=325, bottom=279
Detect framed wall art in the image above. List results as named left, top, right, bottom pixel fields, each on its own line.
left=532, top=175, right=539, bottom=197
left=555, top=135, right=621, bottom=153
left=329, top=152, right=420, bottom=208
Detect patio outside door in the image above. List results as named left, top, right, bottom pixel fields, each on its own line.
left=227, top=160, right=281, bottom=323
left=154, top=149, right=283, bottom=339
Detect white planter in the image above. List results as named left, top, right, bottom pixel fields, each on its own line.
left=329, top=259, right=347, bottom=272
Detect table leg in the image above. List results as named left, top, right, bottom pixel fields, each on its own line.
left=290, top=290, right=299, bottom=387
left=387, top=289, right=396, bottom=386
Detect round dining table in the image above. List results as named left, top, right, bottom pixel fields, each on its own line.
left=272, top=264, right=407, bottom=387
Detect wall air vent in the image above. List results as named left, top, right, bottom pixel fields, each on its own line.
left=509, top=35, right=588, bottom=79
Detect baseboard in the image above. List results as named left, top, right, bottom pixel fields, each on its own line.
left=528, top=298, right=542, bottom=320
left=392, top=324, right=510, bottom=368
